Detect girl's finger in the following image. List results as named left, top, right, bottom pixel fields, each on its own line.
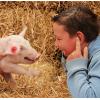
left=76, top=37, right=81, bottom=53
left=83, top=46, right=88, bottom=58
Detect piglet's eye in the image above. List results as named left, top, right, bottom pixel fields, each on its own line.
left=11, top=46, right=17, bottom=53
left=20, top=46, right=25, bottom=50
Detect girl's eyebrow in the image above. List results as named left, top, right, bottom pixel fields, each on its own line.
left=56, top=37, right=62, bottom=40
left=57, top=34, right=62, bottom=38
left=54, top=32, right=63, bottom=38
left=54, top=33, right=61, bottom=37
left=57, top=36, right=63, bottom=39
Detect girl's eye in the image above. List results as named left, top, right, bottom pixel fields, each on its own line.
left=57, top=39, right=62, bottom=41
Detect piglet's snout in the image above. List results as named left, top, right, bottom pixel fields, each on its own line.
left=26, top=53, right=41, bottom=62
left=33, top=53, right=41, bottom=61
left=35, top=53, right=41, bottom=60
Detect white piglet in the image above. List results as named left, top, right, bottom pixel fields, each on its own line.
left=0, top=26, right=40, bottom=86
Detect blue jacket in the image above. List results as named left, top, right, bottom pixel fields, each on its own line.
left=61, top=35, right=100, bottom=98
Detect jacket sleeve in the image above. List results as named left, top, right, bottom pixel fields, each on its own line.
left=65, top=52, right=100, bottom=98
left=61, top=54, right=67, bottom=73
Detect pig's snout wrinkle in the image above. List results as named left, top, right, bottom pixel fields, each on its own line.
left=24, top=53, right=40, bottom=62
left=35, top=53, right=41, bottom=61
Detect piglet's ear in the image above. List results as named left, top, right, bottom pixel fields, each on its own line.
left=4, top=45, right=20, bottom=55
left=19, top=26, right=27, bottom=37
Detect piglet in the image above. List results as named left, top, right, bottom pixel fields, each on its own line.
left=0, top=26, right=40, bottom=87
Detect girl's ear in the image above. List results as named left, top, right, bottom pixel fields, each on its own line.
left=76, top=31, right=85, bottom=44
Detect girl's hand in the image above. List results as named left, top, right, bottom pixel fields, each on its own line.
left=67, top=37, right=88, bottom=61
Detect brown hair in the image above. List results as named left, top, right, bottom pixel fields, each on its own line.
left=52, top=6, right=100, bottom=43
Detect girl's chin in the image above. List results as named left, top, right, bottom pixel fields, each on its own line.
left=63, top=51, right=68, bottom=56
left=63, top=50, right=72, bottom=56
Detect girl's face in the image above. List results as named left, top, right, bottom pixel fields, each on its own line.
left=53, top=22, right=76, bottom=56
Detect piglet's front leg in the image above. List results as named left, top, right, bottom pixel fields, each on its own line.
left=1, top=72, right=16, bottom=88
